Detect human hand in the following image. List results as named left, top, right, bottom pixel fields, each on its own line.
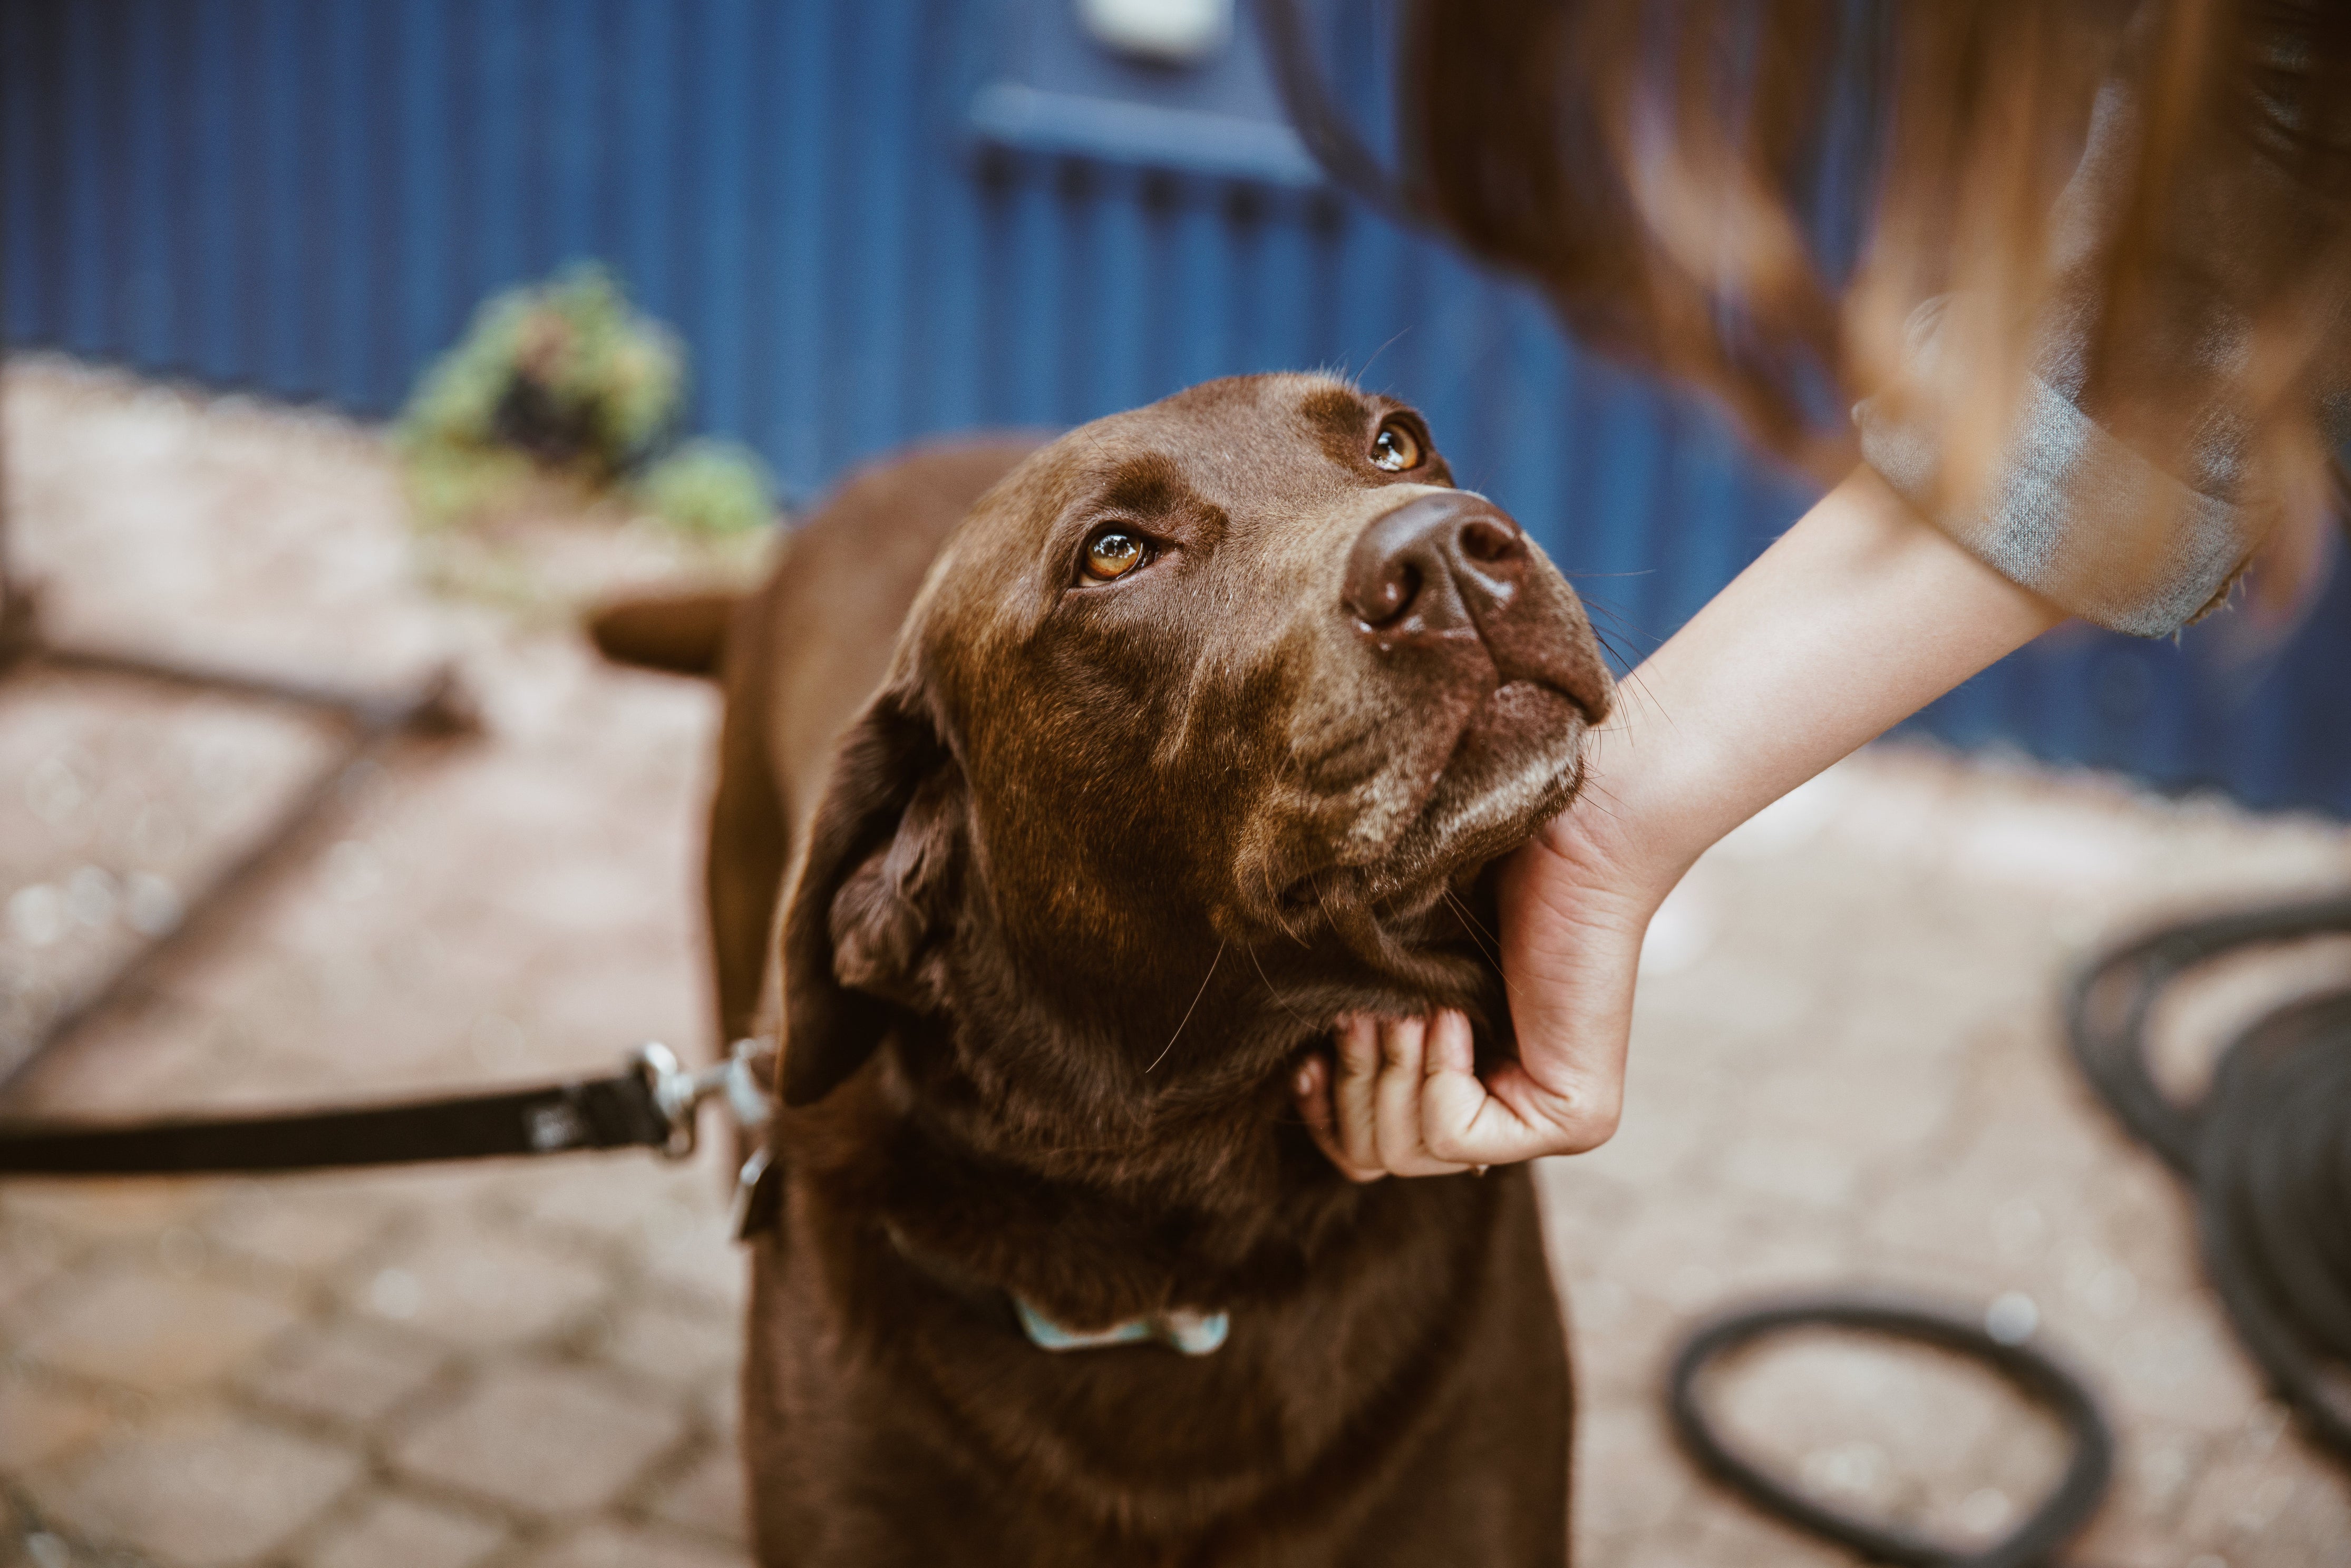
left=1293, top=803, right=1656, bottom=1180
left=1289, top=467, right=2068, bottom=1180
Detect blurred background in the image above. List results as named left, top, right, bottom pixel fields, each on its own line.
left=1, top=3, right=2347, bottom=1566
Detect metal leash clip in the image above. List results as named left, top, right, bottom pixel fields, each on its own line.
left=628, top=1037, right=775, bottom=1160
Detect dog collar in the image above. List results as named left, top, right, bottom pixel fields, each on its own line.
left=1015, top=1298, right=1230, bottom=1356
left=874, top=1216, right=1231, bottom=1357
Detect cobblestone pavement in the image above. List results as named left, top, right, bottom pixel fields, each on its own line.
left=4, top=359, right=2348, bottom=1567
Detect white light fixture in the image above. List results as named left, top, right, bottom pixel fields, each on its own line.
left=1076, top=0, right=1235, bottom=67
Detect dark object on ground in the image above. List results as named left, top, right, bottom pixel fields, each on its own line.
left=600, top=376, right=1614, bottom=1565
left=0, top=342, right=475, bottom=1092
left=0, top=530, right=474, bottom=1093
left=2068, top=892, right=2351, bottom=1458
left=1664, top=893, right=2351, bottom=1565
left=1667, top=1294, right=2115, bottom=1568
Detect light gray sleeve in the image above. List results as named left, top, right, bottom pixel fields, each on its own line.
left=1853, top=297, right=2262, bottom=637
left=1852, top=65, right=2350, bottom=637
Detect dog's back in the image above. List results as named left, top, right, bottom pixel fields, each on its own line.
left=594, top=436, right=1044, bottom=1043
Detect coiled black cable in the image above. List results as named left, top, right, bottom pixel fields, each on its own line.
left=1668, top=1294, right=2115, bottom=1567
left=2065, top=891, right=2351, bottom=1458
left=1666, top=892, right=2351, bottom=1563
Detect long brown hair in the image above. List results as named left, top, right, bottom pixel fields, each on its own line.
left=1393, top=0, right=2351, bottom=613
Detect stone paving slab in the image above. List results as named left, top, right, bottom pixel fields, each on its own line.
left=4, top=358, right=2349, bottom=1567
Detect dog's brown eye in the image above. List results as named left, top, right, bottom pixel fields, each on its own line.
left=1370, top=420, right=1422, bottom=472
left=1083, top=530, right=1147, bottom=582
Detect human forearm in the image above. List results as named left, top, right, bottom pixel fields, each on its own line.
left=1566, top=463, right=2067, bottom=902
left=1302, top=465, right=2067, bottom=1177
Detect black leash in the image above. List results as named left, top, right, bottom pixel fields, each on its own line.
left=1668, top=892, right=2351, bottom=1563
left=0, top=1041, right=773, bottom=1177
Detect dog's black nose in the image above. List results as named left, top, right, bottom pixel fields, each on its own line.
left=1344, top=491, right=1527, bottom=641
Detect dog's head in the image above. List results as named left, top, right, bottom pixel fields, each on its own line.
left=779, top=374, right=1611, bottom=1122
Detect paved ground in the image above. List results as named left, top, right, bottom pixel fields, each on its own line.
left=2, top=358, right=2347, bottom=1567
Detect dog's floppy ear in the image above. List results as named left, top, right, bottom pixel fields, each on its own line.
left=777, top=687, right=965, bottom=1107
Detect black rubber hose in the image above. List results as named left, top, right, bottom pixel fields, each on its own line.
left=1666, top=1295, right=2115, bottom=1568
left=2064, top=895, right=2351, bottom=1459
left=1664, top=892, right=2351, bottom=1564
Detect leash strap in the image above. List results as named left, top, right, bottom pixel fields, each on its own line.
left=0, top=1041, right=773, bottom=1177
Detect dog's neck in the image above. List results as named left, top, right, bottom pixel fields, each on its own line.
left=906, top=988, right=1324, bottom=1186
left=802, top=893, right=1498, bottom=1331
left=836, top=994, right=1359, bottom=1331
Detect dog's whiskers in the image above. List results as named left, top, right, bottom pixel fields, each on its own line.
left=1569, top=774, right=1630, bottom=829
left=1441, top=888, right=1507, bottom=983
left=1145, top=940, right=1225, bottom=1074
left=1247, top=942, right=1316, bottom=1034
left=1352, top=328, right=1412, bottom=389
left=1309, top=870, right=1339, bottom=935
left=1261, top=854, right=1307, bottom=948
left=1442, top=885, right=1530, bottom=1014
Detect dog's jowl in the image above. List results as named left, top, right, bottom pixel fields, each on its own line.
left=595, top=374, right=1612, bottom=1566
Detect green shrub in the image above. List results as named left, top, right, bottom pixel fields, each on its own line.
left=634, top=439, right=778, bottom=535
left=396, top=263, right=688, bottom=523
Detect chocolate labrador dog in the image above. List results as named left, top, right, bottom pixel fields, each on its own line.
left=592, top=373, right=1612, bottom=1565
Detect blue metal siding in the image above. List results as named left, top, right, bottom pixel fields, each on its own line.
left=3, top=0, right=2346, bottom=814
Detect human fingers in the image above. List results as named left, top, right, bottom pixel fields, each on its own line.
left=1421, top=1054, right=1623, bottom=1166
left=1331, top=1016, right=1387, bottom=1178
left=1411, top=1009, right=1493, bottom=1168
left=1369, top=1015, right=1427, bottom=1171
left=1293, top=1052, right=1384, bottom=1183
left=1371, top=1015, right=1479, bottom=1176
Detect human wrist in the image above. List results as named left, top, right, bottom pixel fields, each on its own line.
left=1547, top=701, right=1727, bottom=907
left=1541, top=467, right=2063, bottom=913
left=1537, top=749, right=1705, bottom=927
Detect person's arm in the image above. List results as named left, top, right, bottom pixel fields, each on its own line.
left=1296, top=464, right=2067, bottom=1179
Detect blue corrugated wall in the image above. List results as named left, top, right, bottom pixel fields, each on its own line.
left=5, top=0, right=2346, bottom=814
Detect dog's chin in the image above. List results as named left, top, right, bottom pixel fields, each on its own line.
left=1309, top=680, right=1586, bottom=912
left=1390, top=679, right=1586, bottom=878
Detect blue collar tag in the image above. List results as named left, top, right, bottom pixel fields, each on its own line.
left=1015, top=1298, right=1230, bottom=1356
